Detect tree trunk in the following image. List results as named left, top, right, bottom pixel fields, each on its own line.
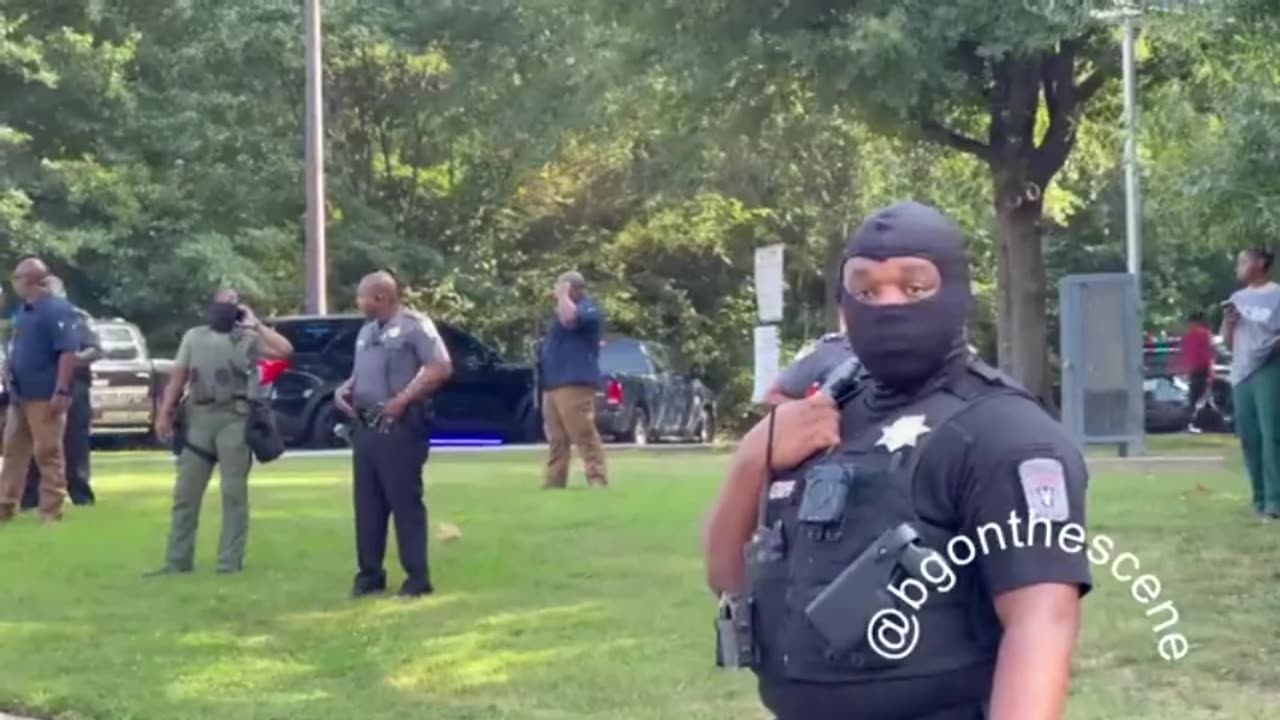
left=995, top=229, right=1014, bottom=374
left=993, top=171, right=1054, bottom=409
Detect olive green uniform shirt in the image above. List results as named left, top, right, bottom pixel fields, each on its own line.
left=174, top=326, right=266, bottom=407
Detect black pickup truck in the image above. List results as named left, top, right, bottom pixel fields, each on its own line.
left=592, top=336, right=716, bottom=445
left=263, top=314, right=541, bottom=447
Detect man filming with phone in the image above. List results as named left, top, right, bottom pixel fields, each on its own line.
left=147, top=288, right=292, bottom=577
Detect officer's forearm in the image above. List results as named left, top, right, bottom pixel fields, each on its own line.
left=159, top=367, right=190, bottom=418
left=397, top=360, right=453, bottom=404
left=256, top=326, right=293, bottom=359
left=989, top=584, right=1080, bottom=720
left=703, top=422, right=770, bottom=596
left=55, top=352, right=76, bottom=392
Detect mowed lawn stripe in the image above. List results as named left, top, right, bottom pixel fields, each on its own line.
left=0, top=448, right=1276, bottom=719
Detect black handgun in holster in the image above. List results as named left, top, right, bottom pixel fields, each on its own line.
left=171, top=403, right=217, bottom=464
left=715, top=593, right=758, bottom=669
left=803, top=523, right=934, bottom=655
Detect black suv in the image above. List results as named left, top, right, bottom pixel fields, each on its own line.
left=264, top=314, right=540, bottom=447
left=588, top=336, right=716, bottom=444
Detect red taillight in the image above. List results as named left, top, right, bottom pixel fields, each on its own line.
left=606, top=379, right=623, bottom=405
left=259, top=359, right=290, bottom=385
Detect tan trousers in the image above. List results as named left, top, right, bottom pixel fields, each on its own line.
left=542, top=385, right=607, bottom=487
left=0, top=400, right=68, bottom=520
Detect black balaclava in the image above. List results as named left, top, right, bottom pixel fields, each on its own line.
left=207, top=301, right=240, bottom=333
left=839, top=201, right=971, bottom=393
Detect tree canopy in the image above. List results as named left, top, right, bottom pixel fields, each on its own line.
left=1, top=0, right=1276, bottom=427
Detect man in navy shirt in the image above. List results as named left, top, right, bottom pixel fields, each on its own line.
left=22, top=276, right=102, bottom=509
left=0, top=258, right=80, bottom=522
left=536, top=272, right=608, bottom=488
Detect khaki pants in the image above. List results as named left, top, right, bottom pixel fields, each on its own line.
left=542, top=385, right=607, bottom=488
left=0, top=400, right=68, bottom=520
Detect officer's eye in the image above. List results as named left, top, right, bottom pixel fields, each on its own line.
left=853, top=289, right=875, bottom=301
left=906, top=284, right=930, bottom=297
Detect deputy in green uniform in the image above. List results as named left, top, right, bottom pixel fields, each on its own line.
left=149, top=289, right=293, bottom=575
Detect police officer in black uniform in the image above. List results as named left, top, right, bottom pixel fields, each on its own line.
left=703, top=202, right=1091, bottom=720
left=335, top=270, right=453, bottom=599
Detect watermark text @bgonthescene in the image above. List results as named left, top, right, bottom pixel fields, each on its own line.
left=864, top=511, right=1189, bottom=663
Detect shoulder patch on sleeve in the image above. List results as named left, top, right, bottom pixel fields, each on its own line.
left=1018, top=457, right=1069, bottom=522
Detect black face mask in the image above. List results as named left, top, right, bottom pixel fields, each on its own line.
left=207, top=301, right=241, bottom=333
left=839, top=202, right=972, bottom=392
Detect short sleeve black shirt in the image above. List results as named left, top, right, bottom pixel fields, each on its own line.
left=908, top=388, right=1093, bottom=598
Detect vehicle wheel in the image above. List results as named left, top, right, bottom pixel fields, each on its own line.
left=309, top=400, right=348, bottom=448
left=627, top=408, right=650, bottom=447
left=694, top=406, right=715, bottom=444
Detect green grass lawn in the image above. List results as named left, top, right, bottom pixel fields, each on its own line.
left=1, top=445, right=1278, bottom=719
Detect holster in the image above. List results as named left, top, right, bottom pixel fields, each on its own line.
left=173, top=404, right=217, bottom=464
left=715, top=593, right=758, bottom=669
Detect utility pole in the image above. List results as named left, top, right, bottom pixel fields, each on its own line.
left=1093, top=2, right=1145, bottom=282
left=303, top=0, right=327, bottom=315
left=1120, top=8, right=1142, bottom=279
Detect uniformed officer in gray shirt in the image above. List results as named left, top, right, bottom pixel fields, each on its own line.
left=763, top=317, right=859, bottom=405
left=335, top=270, right=453, bottom=598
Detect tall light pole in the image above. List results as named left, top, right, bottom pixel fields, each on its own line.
left=1093, top=3, right=1145, bottom=282
left=304, top=0, right=327, bottom=315
left=1120, top=9, right=1142, bottom=279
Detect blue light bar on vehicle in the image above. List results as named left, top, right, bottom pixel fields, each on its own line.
left=427, top=437, right=505, bottom=447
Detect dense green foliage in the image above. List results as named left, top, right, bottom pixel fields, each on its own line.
left=1, top=1, right=1277, bottom=427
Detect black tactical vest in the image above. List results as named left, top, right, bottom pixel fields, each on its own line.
left=747, top=362, right=1028, bottom=684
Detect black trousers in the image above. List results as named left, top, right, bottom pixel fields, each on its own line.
left=22, top=380, right=92, bottom=509
left=1187, top=367, right=1210, bottom=410
left=351, top=420, right=431, bottom=590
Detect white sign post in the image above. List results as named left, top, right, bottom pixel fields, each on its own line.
left=751, top=325, right=780, bottom=403
left=752, top=244, right=785, bottom=402
left=754, top=244, right=785, bottom=324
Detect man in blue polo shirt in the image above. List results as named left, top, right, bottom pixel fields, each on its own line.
left=536, top=271, right=608, bottom=488
left=0, top=258, right=79, bottom=522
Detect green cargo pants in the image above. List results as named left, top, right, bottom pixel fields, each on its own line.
left=1232, top=357, right=1280, bottom=514
left=164, top=405, right=253, bottom=572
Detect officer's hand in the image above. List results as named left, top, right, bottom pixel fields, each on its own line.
left=382, top=394, right=409, bottom=422
left=238, top=305, right=260, bottom=329
left=763, top=393, right=840, bottom=471
left=155, top=411, right=174, bottom=443
left=334, top=383, right=355, bottom=418
left=49, top=393, right=70, bottom=417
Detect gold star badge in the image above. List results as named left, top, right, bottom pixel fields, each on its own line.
left=875, top=414, right=931, bottom=453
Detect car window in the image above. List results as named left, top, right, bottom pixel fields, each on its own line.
left=96, top=325, right=142, bottom=361
left=600, top=340, right=652, bottom=375
left=645, top=343, right=671, bottom=374
left=274, top=319, right=360, bottom=354
left=1144, top=377, right=1186, bottom=404
left=437, top=325, right=493, bottom=372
